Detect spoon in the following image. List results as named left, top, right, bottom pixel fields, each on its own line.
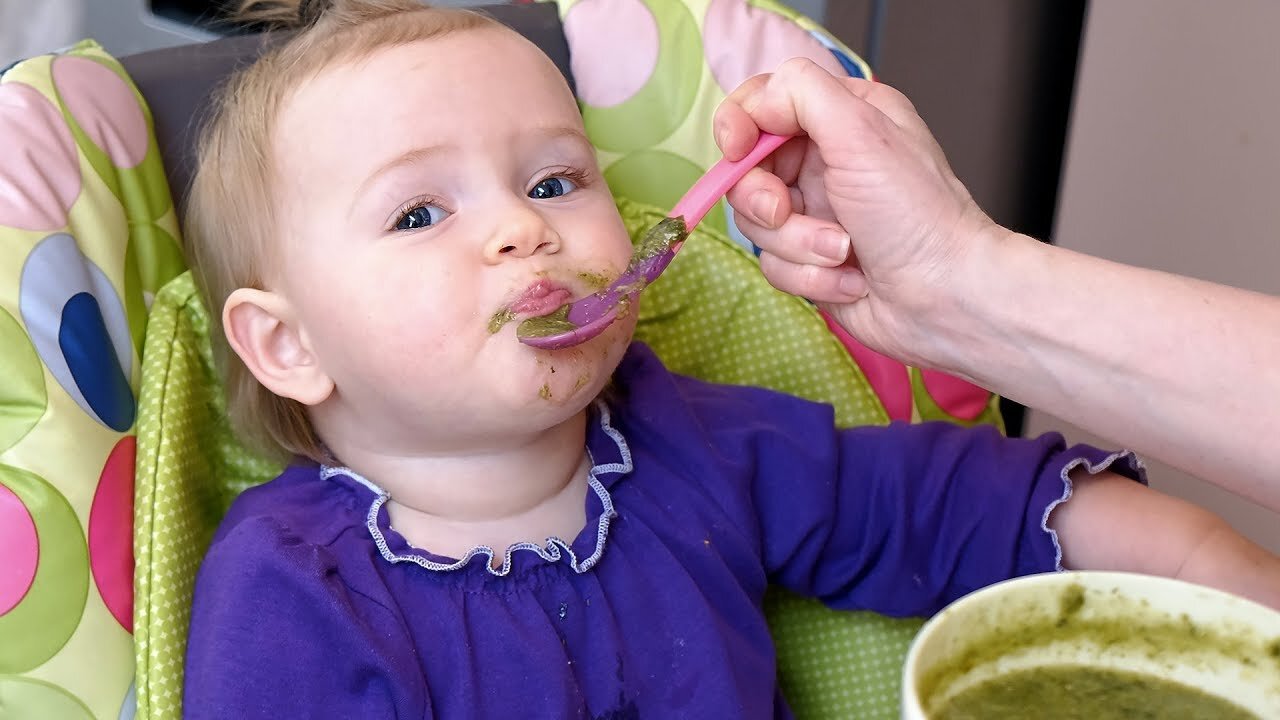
left=516, top=132, right=792, bottom=350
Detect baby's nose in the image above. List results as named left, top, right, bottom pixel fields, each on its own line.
left=486, top=207, right=560, bottom=259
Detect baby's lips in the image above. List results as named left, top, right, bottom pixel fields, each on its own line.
left=509, top=277, right=572, bottom=312
left=510, top=287, right=573, bottom=316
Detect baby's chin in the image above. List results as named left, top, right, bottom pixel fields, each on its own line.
left=516, top=318, right=633, bottom=407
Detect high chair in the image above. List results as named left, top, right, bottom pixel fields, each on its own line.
left=0, top=1, right=1001, bottom=717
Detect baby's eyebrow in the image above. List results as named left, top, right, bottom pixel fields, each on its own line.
left=356, top=145, right=451, bottom=197
left=529, top=126, right=593, bottom=151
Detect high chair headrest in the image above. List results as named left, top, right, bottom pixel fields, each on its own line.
left=118, top=2, right=572, bottom=216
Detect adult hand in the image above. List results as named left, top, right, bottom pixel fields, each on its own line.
left=714, top=58, right=999, bottom=367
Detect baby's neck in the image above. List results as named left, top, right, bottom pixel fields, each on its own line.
left=333, top=410, right=592, bottom=562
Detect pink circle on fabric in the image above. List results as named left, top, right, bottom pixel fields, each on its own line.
left=89, top=436, right=135, bottom=633
left=0, top=482, right=39, bottom=616
left=0, top=82, right=81, bottom=231
left=564, top=0, right=660, bottom=108
left=703, top=0, right=846, bottom=94
left=920, top=369, right=989, bottom=421
left=821, top=312, right=912, bottom=422
left=52, top=56, right=148, bottom=169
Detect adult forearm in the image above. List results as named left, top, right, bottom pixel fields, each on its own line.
left=931, top=229, right=1280, bottom=511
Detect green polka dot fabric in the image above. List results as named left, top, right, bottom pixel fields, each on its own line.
left=618, top=198, right=885, bottom=426
left=0, top=39, right=183, bottom=720
left=134, top=272, right=280, bottom=720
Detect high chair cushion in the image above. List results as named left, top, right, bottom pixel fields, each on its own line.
left=0, top=39, right=183, bottom=720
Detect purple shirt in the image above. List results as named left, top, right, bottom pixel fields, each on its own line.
left=183, top=342, right=1142, bottom=719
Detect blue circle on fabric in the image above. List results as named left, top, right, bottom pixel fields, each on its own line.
left=59, top=292, right=134, bottom=431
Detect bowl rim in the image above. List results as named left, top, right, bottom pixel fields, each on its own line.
left=901, top=570, right=1280, bottom=718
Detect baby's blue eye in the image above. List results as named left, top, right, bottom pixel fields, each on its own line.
left=394, top=203, right=449, bottom=231
left=529, top=176, right=577, bottom=200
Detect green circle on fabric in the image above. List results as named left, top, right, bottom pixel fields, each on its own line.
left=0, top=465, right=89, bottom=673
left=604, top=150, right=727, bottom=235
left=131, top=224, right=186, bottom=295
left=0, top=675, right=96, bottom=720
left=124, top=223, right=187, bottom=354
left=580, top=0, right=702, bottom=152
left=0, top=308, right=47, bottom=454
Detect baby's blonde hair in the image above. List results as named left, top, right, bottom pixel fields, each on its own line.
left=184, top=0, right=500, bottom=463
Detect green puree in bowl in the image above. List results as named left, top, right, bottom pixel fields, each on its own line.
left=934, top=665, right=1259, bottom=720
left=921, top=582, right=1279, bottom=720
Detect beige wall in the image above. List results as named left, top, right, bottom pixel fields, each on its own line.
left=1026, top=1, right=1280, bottom=552
left=826, top=1, right=1082, bottom=239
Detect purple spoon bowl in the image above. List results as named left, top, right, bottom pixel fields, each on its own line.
left=517, top=132, right=791, bottom=350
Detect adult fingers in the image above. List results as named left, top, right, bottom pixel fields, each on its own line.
left=714, top=73, right=770, bottom=160
left=758, top=250, right=867, bottom=303
left=720, top=59, right=899, bottom=166
left=724, top=166, right=793, bottom=228
left=733, top=208, right=850, bottom=267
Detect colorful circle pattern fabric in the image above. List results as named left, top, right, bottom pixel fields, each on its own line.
left=553, top=2, right=995, bottom=718
left=0, top=40, right=182, bottom=720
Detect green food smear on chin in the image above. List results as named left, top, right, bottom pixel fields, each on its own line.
left=488, top=307, right=516, bottom=334
left=516, top=306, right=577, bottom=338
left=577, top=270, right=611, bottom=290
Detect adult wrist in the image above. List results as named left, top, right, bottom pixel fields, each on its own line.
left=914, top=214, right=1035, bottom=380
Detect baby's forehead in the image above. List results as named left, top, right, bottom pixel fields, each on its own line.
left=280, top=28, right=575, bottom=129
left=268, top=27, right=585, bottom=183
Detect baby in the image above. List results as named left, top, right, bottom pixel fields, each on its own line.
left=181, top=1, right=1280, bottom=718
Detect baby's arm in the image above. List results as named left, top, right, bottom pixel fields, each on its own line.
left=1049, top=469, right=1280, bottom=609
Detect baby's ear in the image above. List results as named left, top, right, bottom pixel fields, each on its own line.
left=223, top=288, right=334, bottom=406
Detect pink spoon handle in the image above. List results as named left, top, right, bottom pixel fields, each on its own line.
left=670, top=132, right=790, bottom=227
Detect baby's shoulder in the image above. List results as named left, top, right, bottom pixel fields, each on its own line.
left=193, top=464, right=401, bottom=621
left=209, top=463, right=367, bottom=557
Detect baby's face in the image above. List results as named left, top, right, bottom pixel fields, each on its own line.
left=266, top=27, right=636, bottom=453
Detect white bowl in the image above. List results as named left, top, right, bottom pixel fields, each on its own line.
left=902, top=571, right=1280, bottom=719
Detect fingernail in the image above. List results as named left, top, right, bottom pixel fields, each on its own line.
left=749, top=190, right=779, bottom=227
left=816, top=228, right=851, bottom=263
left=714, top=120, right=729, bottom=150
left=839, top=270, right=869, bottom=298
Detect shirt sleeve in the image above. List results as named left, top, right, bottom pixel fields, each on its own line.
left=183, top=514, right=426, bottom=719
left=746, top=410, right=1145, bottom=617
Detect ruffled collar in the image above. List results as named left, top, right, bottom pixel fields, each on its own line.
left=319, top=400, right=632, bottom=577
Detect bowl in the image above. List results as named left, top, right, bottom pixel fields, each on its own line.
left=902, top=571, right=1280, bottom=719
